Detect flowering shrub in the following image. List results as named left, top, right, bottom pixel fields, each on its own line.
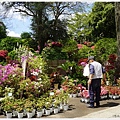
left=104, top=54, right=117, bottom=84
left=0, top=50, right=8, bottom=58
left=41, top=41, right=67, bottom=60
left=0, top=64, right=24, bottom=87
left=0, top=50, right=8, bottom=65
left=51, top=42, right=62, bottom=47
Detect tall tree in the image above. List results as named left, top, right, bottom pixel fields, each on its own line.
left=1, top=2, right=86, bottom=53
left=115, top=2, right=120, bottom=79
left=88, top=2, right=116, bottom=42
left=67, top=13, right=92, bottom=43
left=0, top=21, right=7, bottom=39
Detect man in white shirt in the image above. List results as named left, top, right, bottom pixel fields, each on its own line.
left=87, top=56, right=106, bottom=108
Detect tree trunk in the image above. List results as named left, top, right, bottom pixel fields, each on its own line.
left=115, top=2, right=120, bottom=79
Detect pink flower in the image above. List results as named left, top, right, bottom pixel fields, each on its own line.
left=80, top=62, right=87, bottom=67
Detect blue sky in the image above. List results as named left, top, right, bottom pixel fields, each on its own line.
left=3, top=16, right=32, bottom=37
left=1, top=1, right=94, bottom=38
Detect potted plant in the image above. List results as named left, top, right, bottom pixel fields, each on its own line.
left=44, top=97, right=53, bottom=115
left=24, top=99, right=34, bottom=118
left=1, top=97, right=13, bottom=112
left=64, top=96, right=69, bottom=111
left=53, top=98, right=60, bottom=114
left=72, top=87, right=78, bottom=98
left=1, top=97, right=14, bottom=118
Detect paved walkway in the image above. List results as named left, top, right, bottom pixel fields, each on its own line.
left=80, top=105, right=120, bottom=118
left=47, top=97, right=120, bottom=118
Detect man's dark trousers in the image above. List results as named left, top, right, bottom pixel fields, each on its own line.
left=89, top=78, right=101, bottom=107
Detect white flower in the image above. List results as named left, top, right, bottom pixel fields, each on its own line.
left=38, top=78, right=42, bottom=81
left=12, top=74, right=16, bottom=77
left=31, top=71, right=38, bottom=76
left=39, top=70, right=42, bottom=73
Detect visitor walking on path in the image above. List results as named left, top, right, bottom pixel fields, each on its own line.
left=87, top=56, right=106, bottom=108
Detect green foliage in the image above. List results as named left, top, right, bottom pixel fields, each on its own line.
left=41, top=46, right=67, bottom=60
left=0, top=21, right=7, bottom=39
left=36, top=98, right=44, bottom=111
left=62, top=39, right=78, bottom=53
left=88, top=2, right=116, bottom=41
left=78, top=45, right=94, bottom=59
left=41, top=41, right=67, bottom=60
left=8, top=50, right=18, bottom=60
left=94, top=38, right=117, bottom=62
left=67, top=13, right=92, bottom=42
left=21, top=32, right=31, bottom=39
left=62, top=39, right=78, bottom=62
left=1, top=97, right=14, bottom=112
left=0, top=37, right=23, bottom=52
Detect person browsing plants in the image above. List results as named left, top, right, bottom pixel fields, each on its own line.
left=87, top=56, right=106, bottom=108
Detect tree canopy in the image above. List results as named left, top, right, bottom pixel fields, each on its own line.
left=1, top=2, right=87, bottom=53
left=88, top=2, right=116, bottom=41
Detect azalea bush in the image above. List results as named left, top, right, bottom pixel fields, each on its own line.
left=0, top=50, right=8, bottom=65
left=1, top=97, right=15, bottom=112
left=0, top=64, right=24, bottom=97
left=24, top=99, right=34, bottom=112
left=41, top=41, right=67, bottom=60
left=36, top=98, right=45, bottom=111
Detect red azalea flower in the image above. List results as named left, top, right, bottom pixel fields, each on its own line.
left=30, top=75, right=37, bottom=81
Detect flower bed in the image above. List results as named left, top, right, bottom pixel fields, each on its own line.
left=79, top=85, right=120, bottom=104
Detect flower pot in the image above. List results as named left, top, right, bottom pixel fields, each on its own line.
left=13, top=110, right=18, bottom=117
left=69, top=94, right=73, bottom=98
left=54, top=108, right=59, bottom=114
left=27, top=112, right=33, bottom=118
left=50, top=107, right=53, bottom=113
left=6, top=112, right=12, bottom=118
left=42, top=108, right=45, bottom=114
left=72, top=93, right=77, bottom=98
left=63, top=104, right=68, bottom=111
left=84, top=98, right=89, bottom=104
left=45, top=109, right=50, bottom=115
left=80, top=97, right=85, bottom=102
left=36, top=111, right=42, bottom=117
left=58, top=106, right=60, bottom=112
left=60, top=103, right=64, bottom=110
left=23, top=110, right=27, bottom=116
left=32, top=109, right=36, bottom=116
left=18, top=112, right=23, bottom=118
left=109, top=94, right=113, bottom=99
left=113, top=95, right=119, bottom=100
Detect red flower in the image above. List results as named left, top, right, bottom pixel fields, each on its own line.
left=30, top=75, right=37, bottom=81
left=0, top=50, right=8, bottom=58
left=78, top=58, right=88, bottom=66
left=77, top=44, right=83, bottom=49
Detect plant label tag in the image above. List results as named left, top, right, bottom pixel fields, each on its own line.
left=50, top=92, right=54, bottom=96
left=8, top=93, right=12, bottom=96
